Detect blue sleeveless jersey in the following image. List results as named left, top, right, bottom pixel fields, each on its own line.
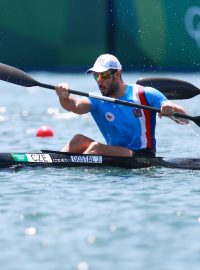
left=88, top=84, right=167, bottom=150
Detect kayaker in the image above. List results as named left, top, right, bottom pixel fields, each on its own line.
left=55, top=54, right=188, bottom=157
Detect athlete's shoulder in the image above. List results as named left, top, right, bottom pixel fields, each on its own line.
left=127, top=83, right=155, bottom=94
left=142, top=86, right=168, bottom=106
left=143, top=86, right=167, bottom=99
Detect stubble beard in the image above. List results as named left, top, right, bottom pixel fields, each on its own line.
left=102, top=78, right=118, bottom=97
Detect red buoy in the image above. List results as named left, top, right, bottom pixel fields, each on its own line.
left=36, top=126, right=54, bottom=137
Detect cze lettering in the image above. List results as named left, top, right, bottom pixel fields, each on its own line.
left=27, top=154, right=52, bottom=163
left=71, top=155, right=102, bottom=163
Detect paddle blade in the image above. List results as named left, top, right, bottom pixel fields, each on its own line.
left=136, top=77, right=200, bottom=99
left=0, top=63, right=39, bottom=87
left=193, top=116, right=200, bottom=128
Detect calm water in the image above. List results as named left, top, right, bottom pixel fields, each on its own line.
left=0, top=72, right=200, bottom=270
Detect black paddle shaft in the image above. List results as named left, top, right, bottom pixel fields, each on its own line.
left=0, top=63, right=200, bottom=127
left=1, top=63, right=199, bottom=100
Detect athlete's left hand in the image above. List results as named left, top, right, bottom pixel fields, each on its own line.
left=159, top=101, right=189, bottom=125
left=160, top=101, right=176, bottom=117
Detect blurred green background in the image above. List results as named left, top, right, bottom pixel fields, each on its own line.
left=0, top=0, right=200, bottom=71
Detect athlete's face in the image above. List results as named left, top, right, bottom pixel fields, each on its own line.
left=93, top=70, right=119, bottom=97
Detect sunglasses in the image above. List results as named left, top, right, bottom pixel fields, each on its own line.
left=93, top=70, right=117, bottom=81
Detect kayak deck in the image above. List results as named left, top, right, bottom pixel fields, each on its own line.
left=0, top=151, right=200, bottom=170
left=0, top=152, right=152, bottom=169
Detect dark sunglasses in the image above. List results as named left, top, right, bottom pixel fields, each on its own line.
left=93, top=70, right=117, bottom=81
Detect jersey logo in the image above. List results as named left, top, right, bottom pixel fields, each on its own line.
left=105, top=112, right=115, bottom=121
left=133, top=108, right=142, bottom=118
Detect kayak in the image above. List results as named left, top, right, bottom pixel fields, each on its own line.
left=0, top=150, right=200, bottom=170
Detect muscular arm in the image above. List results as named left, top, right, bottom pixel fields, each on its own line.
left=144, top=87, right=188, bottom=124
left=55, top=83, right=91, bottom=114
left=59, top=95, right=90, bottom=114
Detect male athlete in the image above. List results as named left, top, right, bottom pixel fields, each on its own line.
left=55, top=54, right=187, bottom=157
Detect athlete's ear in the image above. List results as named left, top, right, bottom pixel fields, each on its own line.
left=116, top=70, right=122, bottom=79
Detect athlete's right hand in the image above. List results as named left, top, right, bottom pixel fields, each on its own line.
left=55, top=83, right=70, bottom=98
